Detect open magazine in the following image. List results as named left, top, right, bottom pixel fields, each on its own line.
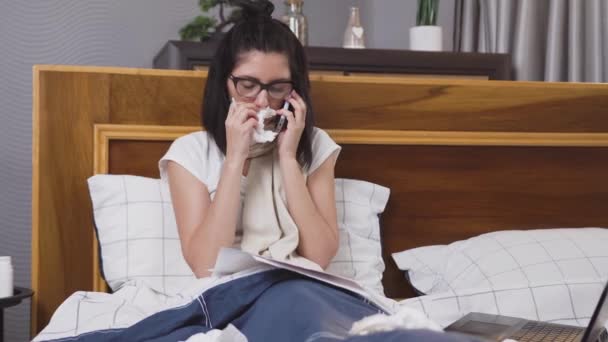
left=211, top=247, right=395, bottom=313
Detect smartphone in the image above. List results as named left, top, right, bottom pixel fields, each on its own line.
left=274, top=101, right=290, bottom=132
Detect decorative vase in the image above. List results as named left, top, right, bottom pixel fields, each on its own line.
left=282, top=0, right=308, bottom=46
left=409, top=25, right=443, bottom=51
left=343, top=6, right=365, bottom=49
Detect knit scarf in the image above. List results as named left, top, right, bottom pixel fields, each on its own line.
left=240, top=142, right=321, bottom=270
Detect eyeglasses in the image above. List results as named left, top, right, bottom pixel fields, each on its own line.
left=229, top=74, right=294, bottom=100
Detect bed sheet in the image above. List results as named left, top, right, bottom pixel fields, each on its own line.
left=35, top=267, right=478, bottom=342
left=35, top=249, right=477, bottom=342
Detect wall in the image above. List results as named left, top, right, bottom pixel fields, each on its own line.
left=0, top=1, right=453, bottom=340
left=270, top=0, right=454, bottom=50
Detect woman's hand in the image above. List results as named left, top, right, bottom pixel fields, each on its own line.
left=225, top=99, right=258, bottom=163
left=276, top=91, right=306, bottom=161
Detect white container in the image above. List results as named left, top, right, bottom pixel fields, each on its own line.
left=0, top=256, right=13, bottom=298
left=409, top=25, right=443, bottom=51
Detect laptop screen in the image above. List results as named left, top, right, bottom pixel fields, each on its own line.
left=583, top=282, right=608, bottom=342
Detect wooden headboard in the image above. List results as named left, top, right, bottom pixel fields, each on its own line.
left=32, top=65, right=608, bottom=334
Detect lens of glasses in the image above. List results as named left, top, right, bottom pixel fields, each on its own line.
left=268, top=83, right=293, bottom=99
left=235, top=78, right=293, bottom=99
left=235, top=79, right=261, bottom=98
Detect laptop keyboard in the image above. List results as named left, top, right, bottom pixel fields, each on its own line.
left=510, top=321, right=583, bottom=342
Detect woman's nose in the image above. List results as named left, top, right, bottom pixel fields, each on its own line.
left=254, top=89, right=269, bottom=108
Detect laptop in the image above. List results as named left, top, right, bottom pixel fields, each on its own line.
left=446, top=282, right=608, bottom=342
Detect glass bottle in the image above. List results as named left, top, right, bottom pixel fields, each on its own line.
left=343, top=6, right=366, bottom=49
left=282, top=0, right=308, bottom=46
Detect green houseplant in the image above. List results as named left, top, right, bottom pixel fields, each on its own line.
left=180, top=0, right=242, bottom=41
left=416, top=0, right=439, bottom=26
left=410, top=0, right=442, bottom=51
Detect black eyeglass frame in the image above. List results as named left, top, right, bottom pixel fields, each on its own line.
left=229, top=74, right=294, bottom=100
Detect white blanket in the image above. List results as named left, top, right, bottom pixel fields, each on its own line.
left=34, top=267, right=266, bottom=341
left=34, top=250, right=410, bottom=341
left=37, top=247, right=607, bottom=341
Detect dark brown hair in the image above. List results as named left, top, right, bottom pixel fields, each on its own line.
left=202, top=0, right=313, bottom=168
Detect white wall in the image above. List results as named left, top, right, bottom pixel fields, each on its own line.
left=0, top=1, right=454, bottom=340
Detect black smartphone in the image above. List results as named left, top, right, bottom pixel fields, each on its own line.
left=274, top=101, right=290, bottom=132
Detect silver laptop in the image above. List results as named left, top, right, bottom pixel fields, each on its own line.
left=446, top=282, right=608, bottom=342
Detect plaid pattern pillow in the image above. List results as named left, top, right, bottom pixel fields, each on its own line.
left=394, top=228, right=608, bottom=327
left=88, top=175, right=389, bottom=295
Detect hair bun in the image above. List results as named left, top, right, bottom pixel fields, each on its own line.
left=233, top=0, right=274, bottom=21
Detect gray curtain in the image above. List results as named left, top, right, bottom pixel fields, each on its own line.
left=454, top=0, right=608, bottom=82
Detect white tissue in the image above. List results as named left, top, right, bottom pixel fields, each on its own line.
left=252, top=107, right=279, bottom=144
left=184, top=324, right=247, bottom=342
left=350, top=306, right=443, bottom=336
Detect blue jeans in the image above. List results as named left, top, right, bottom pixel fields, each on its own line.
left=45, top=269, right=481, bottom=342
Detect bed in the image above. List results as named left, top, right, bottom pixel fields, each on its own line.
left=31, top=65, right=608, bottom=337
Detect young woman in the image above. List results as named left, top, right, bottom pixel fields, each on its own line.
left=153, top=1, right=480, bottom=341
left=160, top=0, right=340, bottom=277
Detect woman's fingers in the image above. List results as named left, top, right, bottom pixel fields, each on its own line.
left=287, top=91, right=306, bottom=125
left=277, top=108, right=296, bottom=127
left=229, top=100, right=256, bottom=117
left=227, top=98, right=237, bottom=118
left=235, top=107, right=258, bottom=125
left=246, top=116, right=258, bottom=129
left=227, top=99, right=256, bottom=123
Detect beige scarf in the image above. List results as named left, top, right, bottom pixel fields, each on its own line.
left=240, top=142, right=319, bottom=269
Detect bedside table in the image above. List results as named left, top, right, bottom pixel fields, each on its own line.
left=0, top=287, right=34, bottom=342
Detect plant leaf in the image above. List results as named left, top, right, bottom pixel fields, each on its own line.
left=179, top=15, right=217, bottom=41
left=416, top=0, right=439, bottom=26
left=199, top=0, right=219, bottom=12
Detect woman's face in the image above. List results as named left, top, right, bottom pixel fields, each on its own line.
left=227, top=50, right=292, bottom=110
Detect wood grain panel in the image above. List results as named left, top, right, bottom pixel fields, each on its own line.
left=32, top=68, right=111, bottom=333
left=342, top=72, right=488, bottom=80
left=109, top=74, right=205, bottom=125
left=335, top=144, right=608, bottom=297
left=101, top=67, right=608, bottom=133
left=108, top=140, right=172, bottom=178
left=310, top=78, right=608, bottom=132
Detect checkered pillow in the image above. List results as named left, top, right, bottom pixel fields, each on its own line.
left=328, top=178, right=390, bottom=294
left=88, top=175, right=389, bottom=295
left=394, top=228, right=608, bottom=326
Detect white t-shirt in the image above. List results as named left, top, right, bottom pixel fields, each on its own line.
left=158, top=127, right=341, bottom=247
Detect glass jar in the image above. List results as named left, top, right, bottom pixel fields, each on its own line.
left=282, top=0, right=308, bottom=46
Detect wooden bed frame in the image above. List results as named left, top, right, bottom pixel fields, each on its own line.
left=31, top=65, right=608, bottom=334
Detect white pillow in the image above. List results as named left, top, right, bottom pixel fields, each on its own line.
left=328, top=178, right=390, bottom=294
left=394, top=228, right=608, bottom=327
left=88, top=175, right=389, bottom=295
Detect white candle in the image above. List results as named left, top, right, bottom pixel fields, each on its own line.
left=0, top=256, right=13, bottom=298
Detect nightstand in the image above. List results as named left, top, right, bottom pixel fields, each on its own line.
left=0, top=287, right=34, bottom=342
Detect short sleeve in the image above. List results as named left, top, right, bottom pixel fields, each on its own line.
left=307, top=127, right=341, bottom=175
left=159, top=132, right=209, bottom=186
